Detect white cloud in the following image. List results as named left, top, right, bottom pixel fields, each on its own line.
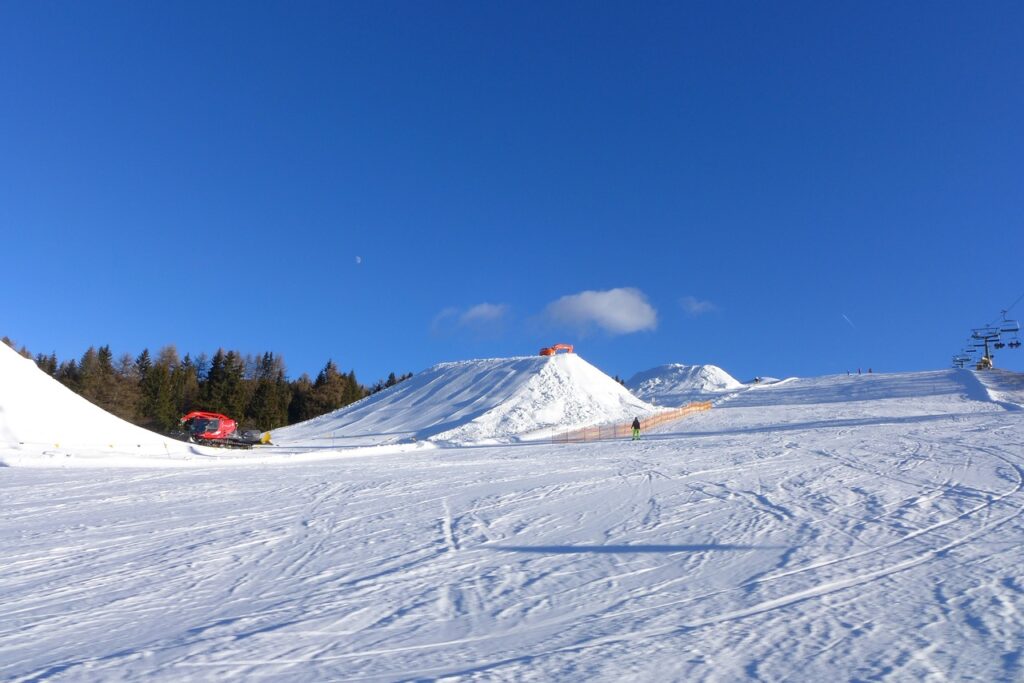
left=680, top=296, right=717, bottom=316
left=545, top=287, right=657, bottom=334
left=430, top=307, right=460, bottom=334
left=432, top=303, right=509, bottom=335
left=460, top=303, right=508, bottom=325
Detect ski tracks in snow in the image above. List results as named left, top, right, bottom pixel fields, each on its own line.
left=4, top=378, right=1024, bottom=680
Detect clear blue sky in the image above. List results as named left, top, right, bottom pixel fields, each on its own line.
left=3, top=1, right=1023, bottom=384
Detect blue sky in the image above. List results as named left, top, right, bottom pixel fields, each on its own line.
left=3, top=1, right=1023, bottom=384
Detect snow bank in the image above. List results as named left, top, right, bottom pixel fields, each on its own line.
left=273, top=353, right=658, bottom=447
left=0, top=342, right=203, bottom=466
left=970, top=368, right=1024, bottom=411
left=627, top=363, right=744, bottom=406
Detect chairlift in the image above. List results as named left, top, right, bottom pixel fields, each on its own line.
left=999, top=311, right=1020, bottom=335
left=994, top=342, right=1006, bottom=349
left=1010, top=340, right=1022, bottom=349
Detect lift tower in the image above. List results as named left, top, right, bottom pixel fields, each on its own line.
left=971, top=327, right=1001, bottom=370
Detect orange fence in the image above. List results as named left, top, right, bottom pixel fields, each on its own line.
left=550, top=401, right=712, bottom=444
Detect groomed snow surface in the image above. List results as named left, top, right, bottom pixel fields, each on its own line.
left=3, top=341, right=1024, bottom=681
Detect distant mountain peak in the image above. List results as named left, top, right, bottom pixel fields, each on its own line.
left=627, top=363, right=742, bottom=405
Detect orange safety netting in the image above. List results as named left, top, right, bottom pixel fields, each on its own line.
left=550, top=401, right=712, bottom=443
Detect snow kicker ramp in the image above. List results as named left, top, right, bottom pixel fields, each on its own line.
left=0, top=342, right=200, bottom=465
left=272, top=353, right=657, bottom=447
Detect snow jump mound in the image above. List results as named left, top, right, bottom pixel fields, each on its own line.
left=0, top=342, right=198, bottom=465
left=627, top=363, right=743, bottom=405
left=272, top=353, right=657, bottom=447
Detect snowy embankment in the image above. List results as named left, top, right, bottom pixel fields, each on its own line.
left=2, top=362, right=1024, bottom=680
left=0, top=343, right=214, bottom=466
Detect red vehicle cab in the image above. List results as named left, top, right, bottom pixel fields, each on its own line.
left=180, top=411, right=239, bottom=441
left=178, top=411, right=269, bottom=448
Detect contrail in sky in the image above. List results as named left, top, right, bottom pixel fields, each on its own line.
left=842, top=313, right=857, bottom=330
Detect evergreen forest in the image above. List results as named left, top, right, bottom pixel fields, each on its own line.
left=2, top=337, right=412, bottom=434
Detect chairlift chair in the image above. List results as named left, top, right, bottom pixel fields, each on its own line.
left=999, top=311, right=1020, bottom=335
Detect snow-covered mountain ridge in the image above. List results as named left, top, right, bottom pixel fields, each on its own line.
left=627, top=363, right=744, bottom=405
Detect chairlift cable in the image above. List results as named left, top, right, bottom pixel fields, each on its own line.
left=988, top=290, right=1024, bottom=325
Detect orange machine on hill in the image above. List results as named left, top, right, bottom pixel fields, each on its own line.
left=539, top=343, right=574, bottom=356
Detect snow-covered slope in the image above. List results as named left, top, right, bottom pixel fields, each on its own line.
left=973, top=368, right=1024, bottom=410
left=3, top=367, right=1023, bottom=681
left=0, top=342, right=203, bottom=464
left=274, top=353, right=658, bottom=446
left=628, top=363, right=744, bottom=405
left=0, top=346, right=656, bottom=465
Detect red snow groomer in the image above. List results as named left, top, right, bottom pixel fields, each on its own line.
left=539, top=343, right=574, bottom=356
left=177, top=411, right=270, bottom=449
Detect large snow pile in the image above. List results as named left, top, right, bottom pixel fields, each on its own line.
left=627, top=363, right=744, bottom=405
left=0, top=342, right=200, bottom=464
left=273, top=353, right=658, bottom=447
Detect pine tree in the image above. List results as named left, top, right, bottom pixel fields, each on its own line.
left=77, top=347, right=99, bottom=396
left=172, top=354, right=200, bottom=417
left=55, top=359, right=79, bottom=388
left=203, top=349, right=247, bottom=417
left=83, top=345, right=119, bottom=414
left=311, top=360, right=348, bottom=415
left=194, top=352, right=209, bottom=382
left=204, top=349, right=227, bottom=407
left=344, top=369, right=365, bottom=405
left=34, top=352, right=58, bottom=375
left=140, top=346, right=179, bottom=431
left=246, top=352, right=290, bottom=430
left=111, top=353, right=143, bottom=421
left=288, top=373, right=316, bottom=424
left=135, top=349, right=152, bottom=379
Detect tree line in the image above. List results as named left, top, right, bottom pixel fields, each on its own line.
left=2, top=337, right=412, bottom=433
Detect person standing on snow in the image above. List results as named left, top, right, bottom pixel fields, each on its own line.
left=631, top=417, right=641, bottom=441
